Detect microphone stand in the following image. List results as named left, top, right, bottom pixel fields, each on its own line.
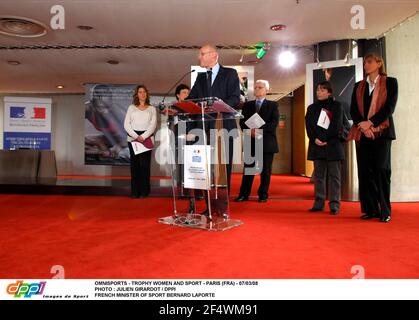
left=158, top=69, right=196, bottom=110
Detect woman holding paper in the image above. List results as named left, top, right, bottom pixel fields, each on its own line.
left=305, top=81, right=344, bottom=215
left=349, top=53, right=398, bottom=223
left=124, top=85, right=157, bottom=198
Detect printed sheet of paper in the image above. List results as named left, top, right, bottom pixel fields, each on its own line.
left=317, top=108, right=332, bottom=130
left=245, top=113, right=265, bottom=129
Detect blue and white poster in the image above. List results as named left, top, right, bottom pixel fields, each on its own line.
left=3, top=96, right=52, bottom=150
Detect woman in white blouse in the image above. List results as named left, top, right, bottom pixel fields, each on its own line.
left=124, top=85, right=157, bottom=198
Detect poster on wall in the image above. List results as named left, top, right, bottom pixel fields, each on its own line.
left=3, top=96, right=52, bottom=150
left=191, top=65, right=255, bottom=104
left=84, top=84, right=136, bottom=165
left=306, top=58, right=364, bottom=115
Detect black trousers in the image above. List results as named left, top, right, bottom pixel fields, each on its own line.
left=312, top=160, right=342, bottom=210
left=357, top=138, right=392, bottom=218
left=224, top=135, right=234, bottom=194
left=128, top=132, right=152, bottom=197
left=239, top=153, right=274, bottom=199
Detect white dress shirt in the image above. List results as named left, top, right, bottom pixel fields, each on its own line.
left=367, top=75, right=380, bottom=95
left=207, top=63, right=220, bottom=85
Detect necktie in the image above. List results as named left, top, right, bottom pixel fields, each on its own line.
left=256, top=100, right=262, bottom=113
left=206, top=69, right=212, bottom=97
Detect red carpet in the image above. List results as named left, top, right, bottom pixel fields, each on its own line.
left=1, top=174, right=419, bottom=279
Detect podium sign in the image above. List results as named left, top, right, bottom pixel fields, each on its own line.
left=183, top=145, right=211, bottom=190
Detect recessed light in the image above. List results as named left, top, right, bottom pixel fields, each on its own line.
left=77, top=25, right=93, bottom=31
left=57, top=85, right=64, bottom=89
left=7, top=60, right=20, bottom=65
left=0, top=16, right=47, bottom=38
left=107, top=60, right=119, bottom=65
left=270, top=24, right=286, bottom=31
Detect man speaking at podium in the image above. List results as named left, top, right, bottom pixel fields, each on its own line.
left=187, top=44, right=241, bottom=192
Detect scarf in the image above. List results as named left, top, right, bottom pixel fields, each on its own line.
left=347, top=75, right=389, bottom=141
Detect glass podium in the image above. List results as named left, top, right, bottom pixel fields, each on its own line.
left=158, top=97, right=243, bottom=231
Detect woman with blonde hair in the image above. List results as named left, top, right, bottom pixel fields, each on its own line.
left=349, top=53, right=398, bottom=222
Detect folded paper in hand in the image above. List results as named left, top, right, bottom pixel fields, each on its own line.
left=131, top=137, right=154, bottom=155
left=317, top=108, right=332, bottom=130
left=245, top=113, right=265, bottom=129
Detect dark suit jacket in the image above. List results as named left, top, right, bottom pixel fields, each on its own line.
left=239, top=99, right=279, bottom=153
left=350, top=77, right=398, bottom=140
left=188, top=65, right=241, bottom=132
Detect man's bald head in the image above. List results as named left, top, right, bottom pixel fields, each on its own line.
left=201, top=44, right=218, bottom=52
left=198, top=44, right=219, bottom=68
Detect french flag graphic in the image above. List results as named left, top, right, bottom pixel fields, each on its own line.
left=31, top=107, right=46, bottom=119
left=10, top=106, right=26, bottom=118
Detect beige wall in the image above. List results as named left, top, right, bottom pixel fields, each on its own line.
left=272, top=96, right=292, bottom=174
left=292, top=85, right=313, bottom=176
left=386, top=12, right=419, bottom=201
left=0, top=94, right=130, bottom=176
left=0, top=94, right=168, bottom=176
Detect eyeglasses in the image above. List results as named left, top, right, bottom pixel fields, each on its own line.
left=254, top=86, right=266, bottom=89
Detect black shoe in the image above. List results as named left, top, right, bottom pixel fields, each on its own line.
left=380, top=216, right=391, bottom=223
left=330, top=209, right=339, bottom=215
left=360, top=214, right=378, bottom=220
left=308, top=207, right=323, bottom=212
left=258, top=197, right=268, bottom=203
left=234, top=196, right=249, bottom=202
left=200, top=209, right=210, bottom=217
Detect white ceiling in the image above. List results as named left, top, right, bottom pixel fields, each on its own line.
left=0, top=0, right=418, bottom=98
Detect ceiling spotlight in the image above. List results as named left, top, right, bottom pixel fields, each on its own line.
left=107, top=60, right=119, bottom=65
left=7, top=60, right=20, bottom=65
left=77, top=25, right=93, bottom=31
left=57, top=85, right=64, bottom=89
left=278, top=51, right=296, bottom=68
left=270, top=24, right=286, bottom=31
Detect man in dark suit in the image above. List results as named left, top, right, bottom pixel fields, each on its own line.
left=235, top=80, right=279, bottom=203
left=187, top=44, right=241, bottom=192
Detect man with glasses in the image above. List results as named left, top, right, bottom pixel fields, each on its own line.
left=235, top=80, right=279, bottom=203
left=188, top=44, right=241, bottom=193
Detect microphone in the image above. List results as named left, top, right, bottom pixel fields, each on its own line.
left=158, top=69, right=196, bottom=110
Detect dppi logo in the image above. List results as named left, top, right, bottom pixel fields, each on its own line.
left=6, top=280, right=46, bottom=298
